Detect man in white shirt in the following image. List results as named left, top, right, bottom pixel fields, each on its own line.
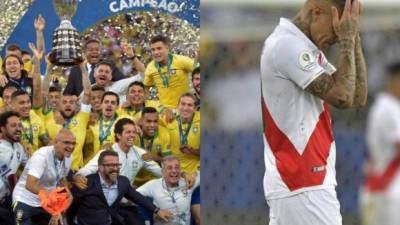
left=0, top=111, right=27, bottom=225
left=74, top=117, right=162, bottom=225
left=362, top=63, right=400, bottom=225
left=137, top=156, right=200, bottom=225
left=12, top=129, right=76, bottom=225
left=260, top=0, right=367, bottom=224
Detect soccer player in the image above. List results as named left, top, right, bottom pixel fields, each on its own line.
left=362, top=63, right=400, bottom=225
left=191, top=67, right=200, bottom=111
left=144, top=35, right=195, bottom=109
left=260, top=0, right=367, bottom=224
left=134, top=107, right=172, bottom=187
left=167, top=93, right=200, bottom=174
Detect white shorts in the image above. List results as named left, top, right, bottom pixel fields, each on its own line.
left=267, top=189, right=342, bottom=225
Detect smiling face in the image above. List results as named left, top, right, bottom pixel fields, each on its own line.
left=177, top=96, right=196, bottom=121
left=85, top=41, right=100, bottom=65
left=54, top=131, right=76, bottom=158
left=12, top=94, right=31, bottom=118
left=94, top=64, right=112, bottom=87
left=116, top=123, right=137, bottom=149
left=150, top=41, right=170, bottom=64
left=1, top=115, right=22, bottom=143
left=4, top=56, right=22, bottom=79
left=162, top=158, right=181, bottom=187
left=127, top=84, right=145, bottom=107
left=90, top=90, right=105, bottom=112
left=99, top=155, right=120, bottom=183
left=142, top=112, right=158, bottom=138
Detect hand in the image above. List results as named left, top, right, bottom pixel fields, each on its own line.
left=48, top=214, right=62, bottom=225
left=101, top=143, right=113, bottom=150
left=54, top=111, right=65, bottom=125
left=179, top=145, right=192, bottom=154
left=331, top=0, right=360, bottom=41
left=80, top=56, right=88, bottom=69
left=163, top=108, right=175, bottom=123
left=28, top=42, right=43, bottom=61
left=0, top=74, right=8, bottom=87
left=121, top=39, right=135, bottom=58
left=141, top=152, right=157, bottom=161
left=89, top=112, right=98, bottom=125
left=156, top=209, right=173, bottom=222
left=34, top=14, right=45, bottom=32
left=182, top=172, right=196, bottom=189
left=72, top=175, right=88, bottom=190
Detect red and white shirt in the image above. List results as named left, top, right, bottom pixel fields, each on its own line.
left=260, top=18, right=337, bottom=200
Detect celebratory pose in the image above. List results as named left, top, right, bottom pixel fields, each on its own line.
left=260, top=0, right=367, bottom=224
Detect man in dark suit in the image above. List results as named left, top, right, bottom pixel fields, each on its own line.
left=64, top=39, right=125, bottom=96
left=71, top=150, right=172, bottom=225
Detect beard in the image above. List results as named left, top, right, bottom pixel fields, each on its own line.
left=60, top=109, right=75, bottom=119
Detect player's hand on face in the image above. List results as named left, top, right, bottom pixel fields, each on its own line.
left=331, top=0, right=360, bottom=40
left=0, top=74, right=8, bottom=87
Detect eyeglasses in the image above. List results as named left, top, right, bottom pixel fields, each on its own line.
left=102, top=163, right=121, bottom=168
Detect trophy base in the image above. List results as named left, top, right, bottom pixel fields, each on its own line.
left=50, top=25, right=83, bottom=67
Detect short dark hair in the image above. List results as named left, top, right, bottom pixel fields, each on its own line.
left=11, top=89, right=29, bottom=100
left=6, top=43, right=21, bottom=53
left=114, top=118, right=135, bottom=142
left=91, top=85, right=106, bottom=92
left=150, top=35, right=170, bottom=45
left=84, top=39, right=100, bottom=50
left=0, top=111, right=20, bottom=128
left=192, top=67, right=200, bottom=76
left=95, top=60, right=113, bottom=70
left=142, top=107, right=158, bottom=117
left=49, top=86, right=61, bottom=93
left=98, top=150, right=118, bottom=165
left=101, top=91, right=120, bottom=105
left=127, top=81, right=145, bottom=93
left=21, top=50, right=30, bottom=56
left=1, top=83, right=19, bottom=98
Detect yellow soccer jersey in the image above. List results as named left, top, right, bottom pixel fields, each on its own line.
left=119, top=100, right=161, bottom=122
left=44, top=106, right=90, bottom=171
left=167, top=112, right=200, bottom=174
left=144, top=54, right=194, bottom=109
left=0, top=98, right=4, bottom=109
left=21, top=110, right=48, bottom=154
left=133, top=125, right=171, bottom=186
left=85, top=114, right=133, bottom=163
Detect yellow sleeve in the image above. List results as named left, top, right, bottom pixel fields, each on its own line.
left=178, top=55, right=195, bottom=73
left=144, top=64, right=154, bottom=86
left=160, top=127, right=172, bottom=156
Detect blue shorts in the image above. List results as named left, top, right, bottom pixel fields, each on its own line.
left=191, top=186, right=200, bottom=205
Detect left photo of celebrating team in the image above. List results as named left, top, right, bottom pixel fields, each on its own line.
left=0, top=0, right=200, bottom=225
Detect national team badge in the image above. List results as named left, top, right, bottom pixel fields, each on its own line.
left=298, top=51, right=317, bottom=71
left=32, top=125, right=39, bottom=132
left=17, top=152, right=21, bottom=160
left=192, top=127, right=198, bottom=133
left=25, top=86, right=32, bottom=95
left=132, top=160, right=138, bottom=168
left=156, top=144, right=162, bottom=152
left=171, top=69, right=176, bottom=75
left=72, top=119, right=78, bottom=126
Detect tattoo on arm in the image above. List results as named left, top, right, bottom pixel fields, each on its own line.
left=353, top=35, right=368, bottom=106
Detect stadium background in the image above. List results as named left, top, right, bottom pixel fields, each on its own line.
left=201, top=0, right=400, bottom=225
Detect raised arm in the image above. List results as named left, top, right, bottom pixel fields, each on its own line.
left=353, top=33, right=367, bottom=107
left=41, top=55, right=54, bottom=112
left=80, top=58, right=91, bottom=105
left=34, top=14, right=46, bottom=55
left=29, top=43, right=43, bottom=108
left=121, top=39, right=146, bottom=73
left=305, top=0, right=360, bottom=109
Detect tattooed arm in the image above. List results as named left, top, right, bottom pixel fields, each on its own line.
left=305, top=0, right=360, bottom=109
left=352, top=34, right=367, bottom=107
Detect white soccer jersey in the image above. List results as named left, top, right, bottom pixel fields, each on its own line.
left=0, top=140, right=28, bottom=199
left=137, top=173, right=200, bottom=225
left=12, top=146, right=72, bottom=207
left=260, top=18, right=337, bottom=200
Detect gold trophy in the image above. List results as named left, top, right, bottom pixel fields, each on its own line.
left=49, top=0, right=83, bottom=66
